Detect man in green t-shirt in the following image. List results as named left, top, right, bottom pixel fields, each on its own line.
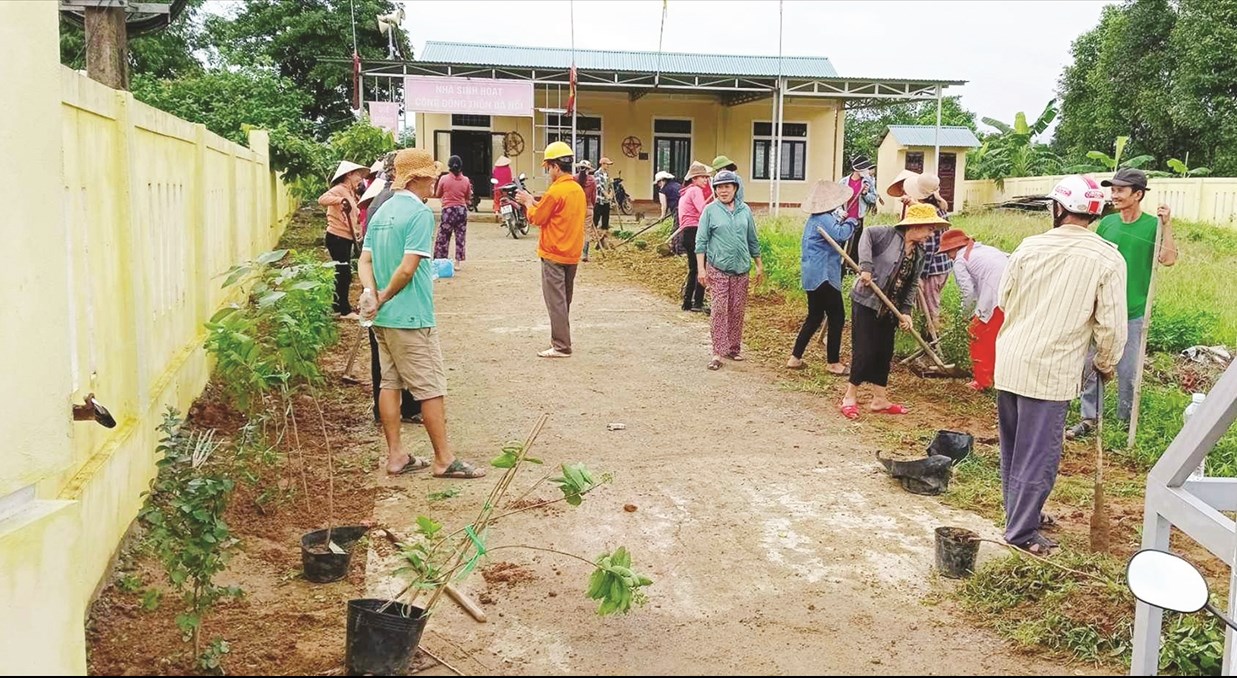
left=1069, top=168, right=1179, bottom=438
left=359, top=148, right=485, bottom=479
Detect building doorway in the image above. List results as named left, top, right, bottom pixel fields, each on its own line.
left=938, top=152, right=957, bottom=207
left=435, top=129, right=493, bottom=198
left=653, top=119, right=692, bottom=197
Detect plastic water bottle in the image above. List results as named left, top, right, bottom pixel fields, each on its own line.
left=1185, top=393, right=1207, bottom=479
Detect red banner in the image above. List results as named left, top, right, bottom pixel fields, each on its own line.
left=566, top=66, right=577, bottom=115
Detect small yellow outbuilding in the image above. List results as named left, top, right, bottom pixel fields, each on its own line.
left=875, top=125, right=981, bottom=214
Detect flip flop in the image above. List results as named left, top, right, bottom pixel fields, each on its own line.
left=827, top=366, right=851, bottom=377
left=433, top=459, right=488, bottom=479
left=840, top=404, right=861, bottom=420
left=707, top=359, right=723, bottom=371
left=389, top=456, right=431, bottom=475
left=729, top=354, right=746, bottom=361
left=871, top=404, right=909, bottom=415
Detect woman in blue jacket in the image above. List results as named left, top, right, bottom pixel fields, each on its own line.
left=788, top=180, right=858, bottom=375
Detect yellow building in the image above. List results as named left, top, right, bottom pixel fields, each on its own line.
left=361, top=42, right=963, bottom=210
left=875, top=125, right=981, bottom=214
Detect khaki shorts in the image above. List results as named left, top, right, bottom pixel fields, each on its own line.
left=374, top=326, right=447, bottom=400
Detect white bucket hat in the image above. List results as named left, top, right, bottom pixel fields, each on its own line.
left=331, top=160, right=368, bottom=185
left=654, top=171, right=675, bottom=182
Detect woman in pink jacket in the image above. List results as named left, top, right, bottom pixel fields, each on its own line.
left=676, top=161, right=713, bottom=312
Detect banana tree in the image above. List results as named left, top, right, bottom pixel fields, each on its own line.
left=968, top=100, right=1062, bottom=183
left=1066, top=136, right=1156, bottom=173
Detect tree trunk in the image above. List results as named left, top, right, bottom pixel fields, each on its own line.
left=84, top=6, right=128, bottom=90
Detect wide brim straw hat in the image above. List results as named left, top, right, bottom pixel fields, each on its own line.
left=801, top=179, right=854, bottom=214
left=495, top=155, right=512, bottom=168
left=359, top=178, right=386, bottom=206
left=684, top=161, right=712, bottom=181
left=392, top=149, right=440, bottom=188
left=654, top=170, right=675, bottom=182
left=896, top=203, right=951, bottom=230
left=331, top=160, right=368, bottom=185
left=850, top=155, right=874, bottom=172
left=599, top=157, right=614, bottom=166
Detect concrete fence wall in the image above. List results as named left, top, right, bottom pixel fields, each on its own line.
left=0, top=4, right=295, bottom=674
left=960, top=174, right=1237, bottom=226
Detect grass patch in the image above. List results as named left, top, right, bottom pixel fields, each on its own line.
left=959, top=551, right=1227, bottom=674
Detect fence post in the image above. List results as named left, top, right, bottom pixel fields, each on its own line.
left=113, top=91, right=153, bottom=408
left=193, top=124, right=210, bottom=325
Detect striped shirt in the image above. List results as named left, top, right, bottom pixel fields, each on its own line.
left=994, top=225, right=1128, bottom=401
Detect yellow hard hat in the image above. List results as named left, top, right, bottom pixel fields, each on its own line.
left=543, top=141, right=574, bottom=161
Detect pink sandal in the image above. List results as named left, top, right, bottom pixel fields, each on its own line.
left=840, top=404, right=861, bottom=420
left=871, top=404, right=909, bottom=415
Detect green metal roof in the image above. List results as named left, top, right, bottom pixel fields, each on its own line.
left=886, top=125, right=981, bottom=148
left=419, top=41, right=838, bottom=78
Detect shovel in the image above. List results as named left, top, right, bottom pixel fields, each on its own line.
left=815, top=226, right=954, bottom=372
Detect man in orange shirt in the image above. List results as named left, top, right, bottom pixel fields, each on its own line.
left=516, top=141, right=586, bottom=358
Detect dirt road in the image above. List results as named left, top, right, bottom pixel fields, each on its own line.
left=364, top=222, right=1074, bottom=675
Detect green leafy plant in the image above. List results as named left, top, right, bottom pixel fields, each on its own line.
left=491, top=441, right=542, bottom=468
left=198, top=639, right=231, bottom=676
left=117, top=572, right=144, bottom=593
left=1066, top=135, right=1156, bottom=174
left=139, top=409, right=241, bottom=665
left=550, top=464, right=600, bottom=506
left=383, top=418, right=652, bottom=621
left=586, top=547, right=653, bottom=615
left=1167, top=157, right=1211, bottom=178
left=140, top=589, right=163, bottom=612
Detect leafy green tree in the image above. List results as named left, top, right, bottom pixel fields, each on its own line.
left=329, top=120, right=397, bottom=167
left=1169, top=0, right=1237, bottom=175
left=843, top=97, right=977, bottom=166
left=205, top=0, right=411, bottom=137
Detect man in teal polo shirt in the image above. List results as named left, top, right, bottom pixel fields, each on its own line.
left=1069, top=168, right=1179, bottom=438
left=359, top=148, right=485, bottom=479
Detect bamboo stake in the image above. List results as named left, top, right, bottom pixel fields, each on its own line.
left=1126, top=221, right=1165, bottom=448
left=815, top=226, right=952, bottom=371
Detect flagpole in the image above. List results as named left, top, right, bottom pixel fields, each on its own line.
left=570, top=0, right=578, bottom=158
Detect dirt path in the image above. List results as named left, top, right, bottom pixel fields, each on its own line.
left=365, top=222, right=1076, bottom=675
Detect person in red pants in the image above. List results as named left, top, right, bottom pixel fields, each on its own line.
left=938, top=229, right=1009, bottom=391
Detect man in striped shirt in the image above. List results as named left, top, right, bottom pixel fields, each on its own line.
left=993, top=175, right=1128, bottom=554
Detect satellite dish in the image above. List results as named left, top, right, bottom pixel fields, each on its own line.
left=59, top=0, right=190, bottom=38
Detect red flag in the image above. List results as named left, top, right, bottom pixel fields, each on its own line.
left=566, top=66, right=577, bottom=115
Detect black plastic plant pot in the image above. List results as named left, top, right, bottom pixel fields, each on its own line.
left=928, top=430, right=974, bottom=465
left=935, top=526, right=981, bottom=579
left=345, top=599, right=428, bottom=676
left=301, top=525, right=368, bottom=584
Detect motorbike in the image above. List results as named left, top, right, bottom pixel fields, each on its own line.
left=490, top=173, right=530, bottom=239
left=612, top=173, right=633, bottom=215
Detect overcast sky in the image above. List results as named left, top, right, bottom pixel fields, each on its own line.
left=398, top=0, right=1113, bottom=134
